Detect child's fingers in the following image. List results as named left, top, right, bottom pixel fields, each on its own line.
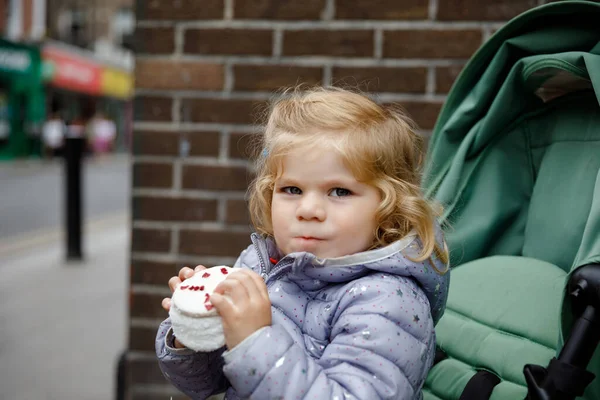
left=177, top=266, right=195, bottom=281
left=228, top=271, right=265, bottom=301
left=214, top=279, right=249, bottom=304
left=241, top=269, right=270, bottom=302
left=161, top=297, right=171, bottom=311
left=210, top=293, right=234, bottom=316
left=168, top=276, right=182, bottom=293
left=194, top=265, right=206, bottom=272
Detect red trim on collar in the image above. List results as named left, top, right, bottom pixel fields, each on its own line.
left=269, top=257, right=279, bottom=265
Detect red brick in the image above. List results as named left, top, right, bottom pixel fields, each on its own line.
left=133, top=197, right=218, bottom=222
left=336, top=0, right=428, bottom=20
left=130, top=292, right=167, bottom=319
left=182, top=165, right=251, bottom=191
left=137, top=0, right=223, bottom=21
left=179, top=230, right=251, bottom=257
left=130, top=260, right=179, bottom=285
left=133, top=131, right=220, bottom=157
left=180, top=99, right=265, bottom=124
left=135, top=60, right=224, bottom=91
left=129, top=326, right=160, bottom=351
left=183, top=131, right=221, bottom=157
left=234, top=0, right=326, bottom=19
left=388, top=101, right=443, bottom=130
left=436, top=65, right=465, bottom=94
left=134, top=96, right=172, bottom=122
left=234, top=65, right=323, bottom=91
left=229, top=132, right=256, bottom=160
left=226, top=199, right=251, bottom=225
left=133, top=131, right=179, bottom=156
left=383, top=30, right=482, bottom=59
left=438, top=0, right=536, bottom=21
left=332, top=66, right=427, bottom=93
left=283, top=30, right=374, bottom=57
left=131, top=228, right=171, bottom=253
left=184, top=29, right=273, bottom=56
left=134, top=27, right=174, bottom=54
left=133, top=163, right=173, bottom=188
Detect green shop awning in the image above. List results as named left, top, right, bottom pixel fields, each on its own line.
left=0, top=38, right=42, bottom=92
left=0, top=38, right=44, bottom=123
left=0, top=39, right=45, bottom=159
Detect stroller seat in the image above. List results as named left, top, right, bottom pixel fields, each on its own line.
left=421, top=2, right=600, bottom=399
left=426, top=256, right=566, bottom=399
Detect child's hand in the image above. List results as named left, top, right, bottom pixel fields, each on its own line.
left=211, top=269, right=272, bottom=350
left=161, top=265, right=207, bottom=312
left=161, top=265, right=207, bottom=349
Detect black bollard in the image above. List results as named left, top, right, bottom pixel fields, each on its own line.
left=115, top=350, right=128, bottom=400
left=64, top=137, right=85, bottom=261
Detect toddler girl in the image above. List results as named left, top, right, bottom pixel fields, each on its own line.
left=156, top=86, right=450, bottom=400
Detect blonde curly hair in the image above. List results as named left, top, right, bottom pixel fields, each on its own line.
left=247, top=86, right=448, bottom=269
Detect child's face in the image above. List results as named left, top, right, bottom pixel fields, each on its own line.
left=271, top=146, right=381, bottom=259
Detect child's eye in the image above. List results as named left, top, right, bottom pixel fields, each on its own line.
left=330, top=188, right=352, bottom=197
left=282, top=186, right=302, bottom=195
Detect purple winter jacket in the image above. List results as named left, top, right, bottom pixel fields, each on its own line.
left=156, top=227, right=450, bottom=400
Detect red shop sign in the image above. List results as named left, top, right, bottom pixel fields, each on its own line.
left=42, top=46, right=102, bottom=95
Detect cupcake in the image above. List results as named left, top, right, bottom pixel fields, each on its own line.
left=169, top=266, right=238, bottom=351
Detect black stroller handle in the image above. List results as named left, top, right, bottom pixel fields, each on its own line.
left=524, top=263, right=600, bottom=400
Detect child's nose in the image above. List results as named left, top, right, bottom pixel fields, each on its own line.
left=296, top=194, right=326, bottom=221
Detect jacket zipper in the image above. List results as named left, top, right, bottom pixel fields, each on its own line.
left=250, top=234, right=269, bottom=279
left=266, top=260, right=293, bottom=286
left=249, top=234, right=294, bottom=284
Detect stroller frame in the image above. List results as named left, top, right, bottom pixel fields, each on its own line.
left=525, top=264, right=600, bottom=400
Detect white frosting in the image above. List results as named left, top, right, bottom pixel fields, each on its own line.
left=169, top=266, right=240, bottom=352
left=171, top=266, right=238, bottom=317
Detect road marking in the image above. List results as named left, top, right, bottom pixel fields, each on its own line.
left=0, top=212, right=129, bottom=256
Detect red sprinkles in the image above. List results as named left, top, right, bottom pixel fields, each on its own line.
left=204, top=293, right=213, bottom=311
left=180, top=285, right=204, bottom=291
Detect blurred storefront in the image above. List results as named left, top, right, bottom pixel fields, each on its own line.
left=41, top=41, right=133, bottom=153
left=0, top=38, right=45, bottom=160
left=0, top=0, right=134, bottom=160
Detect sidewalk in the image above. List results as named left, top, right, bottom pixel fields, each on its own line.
left=0, top=212, right=129, bottom=400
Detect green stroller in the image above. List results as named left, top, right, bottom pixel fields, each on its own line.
left=421, top=1, right=600, bottom=399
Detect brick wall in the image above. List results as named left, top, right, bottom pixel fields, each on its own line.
left=128, top=0, right=548, bottom=398
left=0, top=0, right=6, bottom=34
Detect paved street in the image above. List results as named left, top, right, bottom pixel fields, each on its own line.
left=0, top=155, right=130, bottom=400
left=0, top=154, right=130, bottom=238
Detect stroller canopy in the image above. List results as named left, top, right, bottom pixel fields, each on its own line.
left=424, top=0, right=600, bottom=270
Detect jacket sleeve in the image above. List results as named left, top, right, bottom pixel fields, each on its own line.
left=155, top=318, right=229, bottom=399
left=222, top=275, right=436, bottom=399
